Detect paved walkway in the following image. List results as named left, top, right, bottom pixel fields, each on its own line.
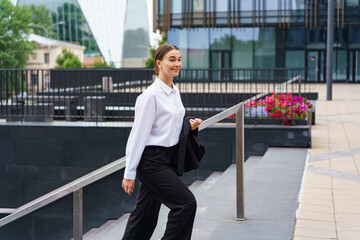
left=293, top=84, right=360, bottom=240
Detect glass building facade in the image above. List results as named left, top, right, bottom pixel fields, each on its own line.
left=156, top=0, right=360, bottom=82
left=17, top=0, right=152, bottom=67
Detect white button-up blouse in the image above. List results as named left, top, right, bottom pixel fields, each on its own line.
left=124, top=77, right=186, bottom=179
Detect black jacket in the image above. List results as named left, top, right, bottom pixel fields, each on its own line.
left=173, top=116, right=206, bottom=176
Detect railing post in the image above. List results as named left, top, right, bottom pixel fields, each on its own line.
left=73, top=188, right=83, bottom=240
left=236, top=102, right=245, bottom=221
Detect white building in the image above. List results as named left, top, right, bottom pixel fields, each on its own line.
left=26, top=33, right=85, bottom=69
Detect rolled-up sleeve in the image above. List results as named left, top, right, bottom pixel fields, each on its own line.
left=124, top=94, right=156, bottom=179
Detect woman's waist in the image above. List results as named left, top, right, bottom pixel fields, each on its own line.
left=146, top=135, right=180, bottom=147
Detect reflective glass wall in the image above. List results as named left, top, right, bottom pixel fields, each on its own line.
left=19, top=0, right=101, bottom=56
left=162, top=0, right=360, bottom=82
left=19, top=0, right=152, bottom=67
left=167, top=25, right=360, bottom=82
left=122, top=0, right=150, bottom=67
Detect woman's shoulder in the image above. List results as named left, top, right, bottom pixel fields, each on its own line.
left=136, top=83, right=158, bottom=105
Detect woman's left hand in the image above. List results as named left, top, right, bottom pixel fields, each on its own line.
left=189, top=118, right=203, bottom=130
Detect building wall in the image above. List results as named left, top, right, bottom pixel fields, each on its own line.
left=158, top=0, right=360, bottom=82
left=26, top=44, right=85, bottom=69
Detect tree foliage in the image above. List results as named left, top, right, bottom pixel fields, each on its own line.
left=55, top=49, right=82, bottom=68
left=92, top=59, right=115, bottom=68
left=29, top=4, right=58, bottom=39
left=145, top=32, right=167, bottom=69
left=0, top=0, right=36, bottom=68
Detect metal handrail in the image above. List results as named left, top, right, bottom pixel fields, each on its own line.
left=0, top=74, right=302, bottom=237
left=0, top=157, right=126, bottom=227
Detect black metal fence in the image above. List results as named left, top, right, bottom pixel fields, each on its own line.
left=0, top=68, right=313, bottom=122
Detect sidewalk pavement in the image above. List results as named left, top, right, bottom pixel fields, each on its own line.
left=293, top=84, right=360, bottom=240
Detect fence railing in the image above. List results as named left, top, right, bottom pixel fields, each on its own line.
left=0, top=68, right=311, bottom=122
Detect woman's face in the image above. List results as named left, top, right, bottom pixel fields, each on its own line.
left=156, top=49, right=182, bottom=78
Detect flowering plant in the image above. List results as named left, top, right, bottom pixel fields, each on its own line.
left=230, top=92, right=313, bottom=125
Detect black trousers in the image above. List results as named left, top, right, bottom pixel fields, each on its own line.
left=122, top=145, right=197, bottom=240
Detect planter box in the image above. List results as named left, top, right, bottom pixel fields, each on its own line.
left=245, top=118, right=308, bottom=125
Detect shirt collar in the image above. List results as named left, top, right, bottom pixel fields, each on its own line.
left=155, top=77, right=175, bottom=95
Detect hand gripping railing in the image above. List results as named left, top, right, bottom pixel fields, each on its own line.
left=0, top=75, right=302, bottom=238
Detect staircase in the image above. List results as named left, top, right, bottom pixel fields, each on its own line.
left=81, top=147, right=307, bottom=240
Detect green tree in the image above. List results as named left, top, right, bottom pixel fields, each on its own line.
left=29, top=4, right=58, bottom=39
left=145, top=32, right=167, bottom=68
left=55, top=49, right=82, bottom=68
left=0, top=0, right=36, bottom=69
left=92, top=59, right=115, bottom=68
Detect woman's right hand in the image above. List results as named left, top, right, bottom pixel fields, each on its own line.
left=190, top=118, right=203, bottom=130
left=122, top=178, right=135, bottom=195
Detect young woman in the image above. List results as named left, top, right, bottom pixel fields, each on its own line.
left=122, top=44, right=203, bottom=240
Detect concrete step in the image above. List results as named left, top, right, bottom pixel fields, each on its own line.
left=82, top=213, right=130, bottom=240
left=188, top=180, right=203, bottom=192
left=81, top=171, right=223, bottom=240
left=205, top=147, right=308, bottom=240
left=80, top=148, right=309, bottom=240
left=150, top=172, right=223, bottom=240
left=191, top=171, right=223, bottom=194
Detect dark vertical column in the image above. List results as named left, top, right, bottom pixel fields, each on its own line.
left=326, top=0, right=334, bottom=100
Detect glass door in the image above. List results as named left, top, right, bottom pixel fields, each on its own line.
left=306, top=50, right=326, bottom=82
left=210, top=50, right=231, bottom=81
left=348, top=49, right=360, bottom=83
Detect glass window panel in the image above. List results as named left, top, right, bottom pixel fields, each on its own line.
left=232, top=28, right=254, bottom=68
left=210, top=28, right=231, bottom=50
left=285, top=51, right=305, bottom=68
left=346, top=0, right=360, bottom=7
left=254, top=28, right=276, bottom=68
left=216, top=0, right=228, bottom=11
left=265, top=1, right=278, bottom=10
left=206, top=0, right=215, bottom=11
left=167, top=28, right=180, bottom=47
left=333, top=50, right=347, bottom=81
left=168, top=28, right=189, bottom=68
left=291, top=0, right=305, bottom=10
left=286, top=28, right=305, bottom=49
left=188, top=28, right=209, bottom=68
left=306, top=28, right=326, bottom=49
left=223, top=52, right=230, bottom=68
left=171, top=0, right=182, bottom=13
left=334, top=28, right=348, bottom=48
left=349, top=26, right=360, bottom=48
left=193, top=0, right=204, bottom=12
left=241, top=0, right=252, bottom=11
left=211, top=52, right=220, bottom=68
left=44, top=53, right=50, bottom=64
